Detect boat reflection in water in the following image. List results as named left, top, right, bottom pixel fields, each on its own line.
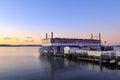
left=39, top=55, right=120, bottom=80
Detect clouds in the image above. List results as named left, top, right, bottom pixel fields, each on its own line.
left=0, top=35, right=41, bottom=44
left=3, top=37, right=19, bottom=41
left=4, top=37, right=12, bottom=40
left=2, top=36, right=34, bottom=43
left=25, top=37, right=34, bottom=42
left=26, top=37, right=32, bottom=39
left=25, top=40, right=34, bottom=42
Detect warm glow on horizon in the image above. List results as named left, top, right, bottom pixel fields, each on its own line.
left=0, top=35, right=42, bottom=45
left=0, top=33, right=119, bottom=45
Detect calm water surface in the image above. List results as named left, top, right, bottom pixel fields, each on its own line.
left=0, top=47, right=120, bottom=80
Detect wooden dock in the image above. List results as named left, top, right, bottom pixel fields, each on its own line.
left=50, top=52, right=120, bottom=66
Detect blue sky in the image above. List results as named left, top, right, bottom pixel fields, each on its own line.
left=0, top=0, right=120, bottom=44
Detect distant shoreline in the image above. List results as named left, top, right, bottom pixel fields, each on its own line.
left=0, top=45, right=41, bottom=47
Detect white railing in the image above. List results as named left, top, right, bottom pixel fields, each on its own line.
left=69, top=50, right=115, bottom=57
left=42, top=43, right=101, bottom=46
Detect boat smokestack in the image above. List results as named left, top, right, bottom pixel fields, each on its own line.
left=51, top=32, right=53, bottom=38
left=91, top=34, right=93, bottom=39
left=99, top=33, right=101, bottom=41
left=46, top=33, right=48, bottom=39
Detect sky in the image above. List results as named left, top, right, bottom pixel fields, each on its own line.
left=0, top=0, right=120, bottom=45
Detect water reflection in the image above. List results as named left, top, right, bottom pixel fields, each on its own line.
left=0, top=47, right=120, bottom=80
left=39, top=55, right=120, bottom=80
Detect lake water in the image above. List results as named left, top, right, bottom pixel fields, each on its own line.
left=0, top=47, right=120, bottom=80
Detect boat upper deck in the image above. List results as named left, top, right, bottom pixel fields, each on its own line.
left=41, top=32, right=101, bottom=46
left=42, top=38, right=101, bottom=46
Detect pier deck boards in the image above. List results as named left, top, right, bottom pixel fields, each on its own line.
left=49, top=52, right=120, bottom=66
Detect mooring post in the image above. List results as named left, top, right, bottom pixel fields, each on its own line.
left=93, top=55, right=94, bottom=63
left=100, top=53, right=103, bottom=64
left=54, top=46, right=56, bottom=56
left=116, top=52, right=118, bottom=68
